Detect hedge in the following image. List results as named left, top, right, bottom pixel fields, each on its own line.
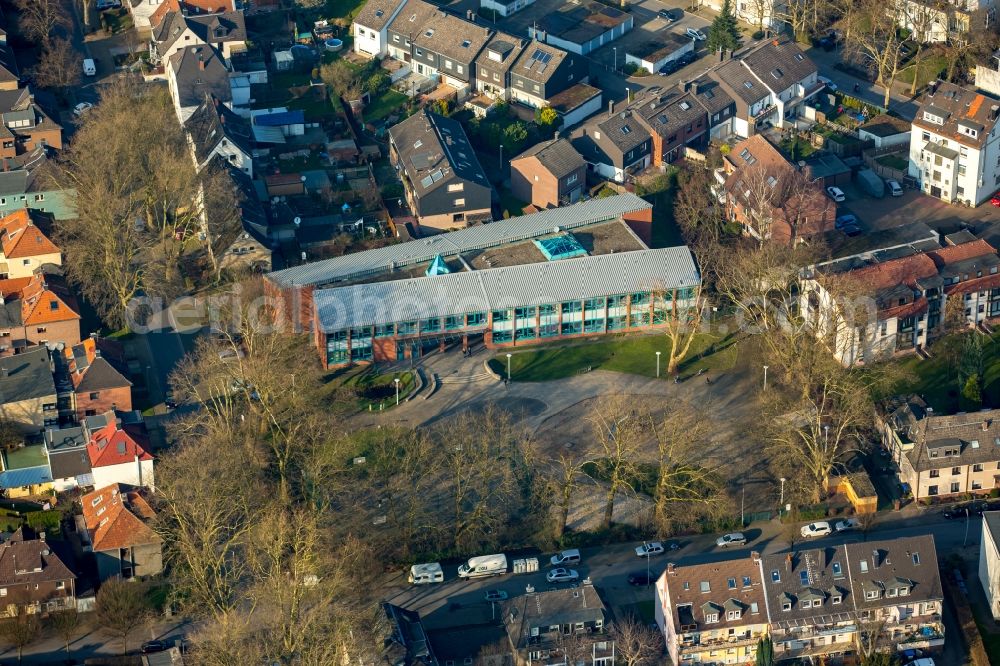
left=25, top=510, right=61, bottom=533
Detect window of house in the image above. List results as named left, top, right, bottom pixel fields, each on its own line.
left=929, top=485, right=939, bottom=495
left=705, top=612, right=719, bottom=623
left=89, top=392, right=99, bottom=400
left=728, top=578, right=737, bottom=589
left=951, top=482, right=961, bottom=492
left=454, top=198, right=465, bottom=207
left=566, top=173, right=578, bottom=185
left=448, top=183, right=464, bottom=192
left=930, top=469, right=940, bottom=477
left=974, top=463, right=984, bottom=472
left=700, top=581, right=710, bottom=592
left=781, top=601, right=791, bottom=611
left=859, top=560, right=869, bottom=573
left=771, top=570, right=780, bottom=582
left=33, top=194, right=43, bottom=202
left=36, top=327, right=46, bottom=334
left=952, top=467, right=961, bottom=475
left=865, top=590, right=879, bottom=600
left=457, top=65, right=464, bottom=74
left=56, top=581, right=64, bottom=590
left=832, top=562, right=843, bottom=578
left=727, top=610, right=740, bottom=620
left=742, top=576, right=752, bottom=587
left=832, top=594, right=842, bottom=604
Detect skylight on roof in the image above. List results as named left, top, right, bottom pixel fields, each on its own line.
left=771, top=570, right=780, bottom=582
left=679, top=101, right=691, bottom=110
left=621, top=124, right=631, bottom=134
left=799, top=570, right=809, bottom=586
left=462, top=39, right=472, bottom=47
left=414, top=139, right=423, bottom=149
left=973, top=440, right=980, bottom=448
left=659, top=114, right=668, bottom=124
left=375, top=8, right=384, bottom=16
left=744, top=81, right=754, bottom=89
left=425, top=29, right=434, bottom=36
left=739, top=148, right=756, bottom=165
left=794, top=52, right=804, bottom=61
left=771, top=68, right=783, bottom=79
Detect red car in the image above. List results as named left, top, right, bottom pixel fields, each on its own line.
left=991, top=196, right=1000, bottom=207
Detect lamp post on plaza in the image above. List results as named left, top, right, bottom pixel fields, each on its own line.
left=763, top=365, right=769, bottom=391
left=656, top=351, right=661, bottom=378
left=779, top=477, right=786, bottom=513
left=506, top=353, right=512, bottom=382
left=612, top=47, right=617, bottom=73
left=395, top=377, right=400, bottom=406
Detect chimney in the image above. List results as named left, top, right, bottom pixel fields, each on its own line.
left=751, top=550, right=761, bottom=563
left=690, top=81, right=699, bottom=96
left=198, top=56, right=205, bottom=70
left=608, top=99, right=614, bottom=116
left=983, top=420, right=990, bottom=431
left=553, top=130, right=560, bottom=141
left=785, top=553, right=792, bottom=570
left=667, top=563, right=675, bottom=574
left=135, top=453, right=142, bottom=487
left=38, top=531, right=45, bottom=542
left=0, top=368, right=7, bottom=378
left=991, top=105, right=1000, bottom=122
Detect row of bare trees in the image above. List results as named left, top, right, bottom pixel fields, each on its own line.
left=49, top=80, right=242, bottom=328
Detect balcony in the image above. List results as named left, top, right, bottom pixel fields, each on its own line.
left=680, top=633, right=761, bottom=652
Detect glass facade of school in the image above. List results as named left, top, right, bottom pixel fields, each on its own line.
left=323, top=288, right=698, bottom=366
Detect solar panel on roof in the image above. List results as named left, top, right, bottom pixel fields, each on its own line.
left=431, top=170, right=444, bottom=182
left=420, top=175, right=433, bottom=187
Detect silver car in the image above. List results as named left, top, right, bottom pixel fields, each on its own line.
left=715, top=532, right=747, bottom=548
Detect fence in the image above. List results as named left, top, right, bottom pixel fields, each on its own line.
left=863, top=144, right=909, bottom=182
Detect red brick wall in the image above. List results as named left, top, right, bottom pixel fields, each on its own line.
left=75, top=385, right=132, bottom=419
left=510, top=157, right=561, bottom=209
left=622, top=208, right=654, bottom=246
left=26, top=319, right=80, bottom=347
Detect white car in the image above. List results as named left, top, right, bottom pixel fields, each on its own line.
left=686, top=28, right=707, bottom=41
left=826, top=186, right=846, bottom=202
left=546, top=568, right=579, bottom=583
left=715, top=533, right=747, bottom=548
left=887, top=179, right=903, bottom=196
left=818, top=75, right=837, bottom=91
left=800, top=521, right=833, bottom=538
left=635, top=541, right=665, bottom=557
left=73, top=102, right=94, bottom=116
left=835, top=518, right=861, bottom=532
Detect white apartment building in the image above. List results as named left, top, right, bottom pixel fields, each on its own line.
left=909, top=81, right=1000, bottom=206
left=352, top=0, right=409, bottom=58
left=480, top=0, right=535, bottom=17
left=980, top=512, right=1000, bottom=619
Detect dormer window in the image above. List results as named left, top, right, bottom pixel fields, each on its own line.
left=923, top=111, right=945, bottom=125
left=726, top=610, right=741, bottom=620
left=782, top=601, right=791, bottom=611
left=705, top=612, right=719, bottom=623
left=832, top=594, right=842, bottom=604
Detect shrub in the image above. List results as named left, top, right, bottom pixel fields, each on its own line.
left=752, top=30, right=764, bottom=39
left=25, top=510, right=60, bottom=534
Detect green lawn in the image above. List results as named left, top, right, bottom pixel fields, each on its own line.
left=364, top=90, right=409, bottom=123
left=326, top=0, right=368, bottom=20
left=5, top=446, right=48, bottom=471
left=876, top=154, right=909, bottom=171
left=898, top=54, right=948, bottom=87
left=488, top=330, right=742, bottom=382
left=779, top=136, right=817, bottom=161
left=886, top=331, right=1000, bottom=413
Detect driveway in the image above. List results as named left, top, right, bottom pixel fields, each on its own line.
left=806, top=45, right=920, bottom=121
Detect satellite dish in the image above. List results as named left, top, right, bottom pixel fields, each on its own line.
left=293, top=217, right=301, bottom=226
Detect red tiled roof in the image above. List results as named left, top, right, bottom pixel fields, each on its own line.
left=848, top=254, right=939, bottom=292
left=87, top=421, right=152, bottom=468
left=0, top=210, right=60, bottom=260
left=0, top=271, right=80, bottom=325
left=927, top=239, right=997, bottom=267
left=80, top=484, right=159, bottom=551
left=150, top=0, right=235, bottom=27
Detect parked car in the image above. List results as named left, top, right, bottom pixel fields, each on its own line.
left=628, top=571, right=655, bottom=586
left=843, top=224, right=863, bottom=237
left=546, top=568, right=579, bottom=583
left=818, top=75, right=837, bottom=91
left=73, top=102, right=94, bottom=116
left=715, top=533, right=747, bottom=548
left=659, top=60, right=680, bottom=76
left=658, top=9, right=680, bottom=21
left=635, top=541, right=665, bottom=557
left=550, top=549, right=581, bottom=566
left=141, top=641, right=171, bottom=655
left=800, top=521, right=833, bottom=538
left=826, top=186, right=846, bottom=202
left=484, top=589, right=508, bottom=602
left=991, top=196, right=1000, bottom=207
left=678, top=51, right=697, bottom=65
left=887, top=179, right=903, bottom=196
left=835, top=214, right=857, bottom=229
left=686, top=28, right=707, bottom=41
left=834, top=518, right=861, bottom=532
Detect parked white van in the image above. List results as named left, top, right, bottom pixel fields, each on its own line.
left=457, top=554, right=508, bottom=579
left=83, top=59, right=96, bottom=76
left=408, top=562, right=444, bottom=585
left=549, top=549, right=581, bottom=566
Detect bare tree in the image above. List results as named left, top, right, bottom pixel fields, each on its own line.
left=0, top=606, right=40, bottom=663
left=48, top=609, right=81, bottom=659
left=14, top=0, right=70, bottom=46
left=96, top=578, right=152, bottom=656
left=549, top=452, right=589, bottom=540
left=673, top=165, right=730, bottom=250
left=657, top=285, right=706, bottom=376
left=899, top=1, right=941, bottom=95
left=613, top=614, right=662, bottom=666
left=33, top=38, right=82, bottom=98
left=772, top=0, right=812, bottom=42
left=588, top=396, right=648, bottom=529
left=855, top=614, right=893, bottom=663
left=846, top=0, right=909, bottom=108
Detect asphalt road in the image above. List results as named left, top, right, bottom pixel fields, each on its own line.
left=383, top=508, right=980, bottom=633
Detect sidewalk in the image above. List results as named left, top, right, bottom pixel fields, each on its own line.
left=806, top=45, right=921, bottom=121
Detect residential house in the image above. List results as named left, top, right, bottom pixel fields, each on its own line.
left=481, top=0, right=535, bottom=17
left=545, top=83, right=603, bottom=129
left=79, top=484, right=162, bottom=582
left=801, top=239, right=1000, bottom=365
left=908, top=81, right=1000, bottom=206
left=529, top=2, right=633, bottom=56
left=708, top=39, right=821, bottom=138
left=0, top=268, right=82, bottom=349
left=980, top=511, right=1000, bottom=619
left=64, top=337, right=133, bottom=419
left=760, top=535, right=943, bottom=661
left=510, top=42, right=588, bottom=111
left=655, top=554, right=769, bottom=665
left=0, top=88, right=63, bottom=156
left=689, top=76, right=737, bottom=141
left=570, top=85, right=709, bottom=183
left=132, top=0, right=236, bottom=34
left=166, top=45, right=231, bottom=124
left=718, top=134, right=835, bottom=244
left=353, top=0, right=409, bottom=58
left=501, top=583, right=615, bottom=665
left=0, top=526, right=75, bottom=616
left=878, top=394, right=1000, bottom=499
left=150, top=10, right=247, bottom=64
left=474, top=33, right=528, bottom=103
left=0, top=26, right=18, bottom=92
left=185, top=95, right=253, bottom=175
left=0, top=347, right=56, bottom=433
left=218, top=167, right=272, bottom=273
left=891, top=0, right=980, bottom=44
left=0, top=209, right=61, bottom=280
left=45, top=412, right=153, bottom=492
left=381, top=602, right=438, bottom=665
left=624, top=33, right=694, bottom=74
left=385, top=1, right=491, bottom=96
left=388, top=109, right=493, bottom=231
left=510, top=137, right=586, bottom=208
left=0, top=148, right=75, bottom=220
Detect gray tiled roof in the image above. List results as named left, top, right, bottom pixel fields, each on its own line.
left=154, top=10, right=246, bottom=54
left=712, top=59, right=767, bottom=105
left=411, top=8, right=490, bottom=63
left=168, top=46, right=231, bottom=110
left=268, top=193, right=652, bottom=287
left=689, top=75, right=734, bottom=117
left=760, top=546, right=856, bottom=627
left=313, top=246, right=700, bottom=331
left=512, top=137, right=585, bottom=179
left=354, top=0, right=407, bottom=31
left=634, top=89, right=706, bottom=137
left=740, top=38, right=816, bottom=93
left=185, top=94, right=253, bottom=164
left=475, top=32, right=526, bottom=78
left=598, top=109, right=650, bottom=154
left=845, top=536, right=941, bottom=610
left=0, top=347, right=53, bottom=404
left=512, top=41, right=569, bottom=85
left=502, top=585, right=606, bottom=651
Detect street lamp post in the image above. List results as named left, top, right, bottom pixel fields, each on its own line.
left=825, top=425, right=830, bottom=450
left=656, top=351, right=661, bottom=378
left=763, top=365, right=769, bottom=391
left=779, top=477, right=786, bottom=512
left=612, top=47, right=617, bottom=73
left=394, top=377, right=401, bottom=406
left=506, top=353, right=512, bottom=382
left=741, top=484, right=745, bottom=526
left=499, top=144, right=504, bottom=183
